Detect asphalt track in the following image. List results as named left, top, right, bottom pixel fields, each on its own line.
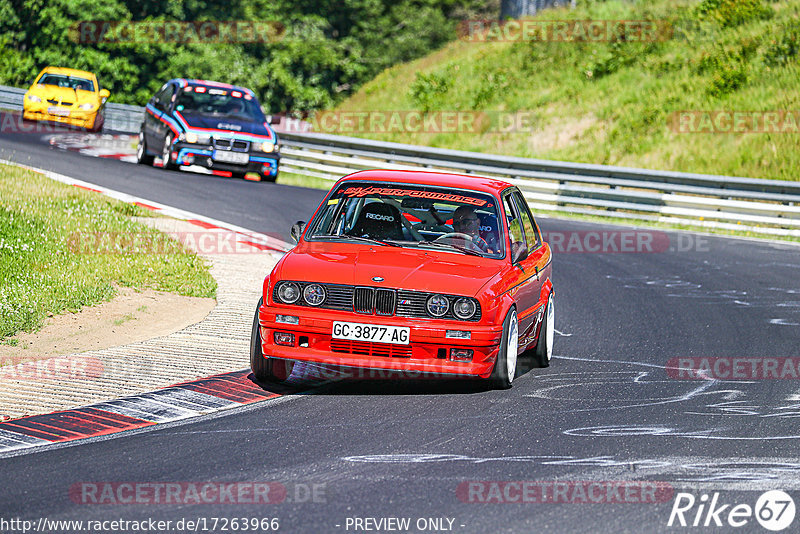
left=2, top=128, right=800, bottom=533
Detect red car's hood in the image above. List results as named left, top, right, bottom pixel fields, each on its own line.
left=276, top=243, right=501, bottom=296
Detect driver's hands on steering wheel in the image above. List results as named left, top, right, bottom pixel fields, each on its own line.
left=434, top=232, right=487, bottom=253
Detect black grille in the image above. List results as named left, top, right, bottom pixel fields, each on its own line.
left=375, top=289, right=396, bottom=316
left=331, top=339, right=411, bottom=358
left=273, top=281, right=479, bottom=320
left=212, top=138, right=249, bottom=152
left=213, top=138, right=231, bottom=150
left=353, top=287, right=374, bottom=314
left=324, top=285, right=354, bottom=311
left=396, top=290, right=482, bottom=322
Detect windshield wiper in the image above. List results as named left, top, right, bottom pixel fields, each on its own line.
left=415, top=241, right=483, bottom=257
left=330, top=235, right=402, bottom=247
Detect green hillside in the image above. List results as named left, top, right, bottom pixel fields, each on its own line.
left=330, top=0, right=800, bottom=181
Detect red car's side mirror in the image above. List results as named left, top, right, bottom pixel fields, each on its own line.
left=290, top=221, right=307, bottom=243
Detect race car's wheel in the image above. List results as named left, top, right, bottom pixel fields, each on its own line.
left=161, top=133, right=178, bottom=170
left=534, top=293, right=555, bottom=368
left=250, top=298, right=295, bottom=383
left=490, top=307, right=518, bottom=389
left=136, top=131, right=155, bottom=166
left=250, top=298, right=270, bottom=381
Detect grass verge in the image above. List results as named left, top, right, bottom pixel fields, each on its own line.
left=276, top=170, right=337, bottom=190
left=0, top=163, right=216, bottom=338
left=330, top=0, right=800, bottom=181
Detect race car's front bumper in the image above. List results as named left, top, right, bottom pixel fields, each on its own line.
left=23, top=104, right=101, bottom=130
left=171, top=143, right=280, bottom=177
left=257, top=304, right=504, bottom=379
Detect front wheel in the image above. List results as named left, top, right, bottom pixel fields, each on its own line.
left=136, top=131, right=155, bottom=166
left=250, top=298, right=294, bottom=383
left=489, top=308, right=519, bottom=389
left=161, top=133, right=178, bottom=170
left=534, top=293, right=555, bottom=368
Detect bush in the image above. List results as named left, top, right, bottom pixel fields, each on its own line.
left=695, top=0, right=773, bottom=28
left=764, top=19, right=800, bottom=66
left=409, top=69, right=453, bottom=112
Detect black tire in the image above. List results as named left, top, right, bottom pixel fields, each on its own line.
left=230, top=171, right=247, bottom=180
left=534, top=293, right=555, bottom=368
left=250, top=298, right=295, bottom=383
left=250, top=298, right=271, bottom=381
left=489, top=307, right=519, bottom=389
left=136, top=131, right=155, bottom=166
left=260, top=171, right=277, bottom=183
left=161, top=133, right=178, bottom=170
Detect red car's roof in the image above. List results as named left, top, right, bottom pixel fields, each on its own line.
left=337, top=170, right=513, bottom=195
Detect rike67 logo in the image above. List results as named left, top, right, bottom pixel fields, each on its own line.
left=668, top=491, right=795, bottom=531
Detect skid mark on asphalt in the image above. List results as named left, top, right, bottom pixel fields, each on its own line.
left=340, top=454, right=800, bottom=487
left=542, top=356, right=800, bottom=441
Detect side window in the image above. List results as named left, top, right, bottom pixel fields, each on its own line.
left=504, top=193, right=527, bottom=253
left=154, top=84, right=174, bottom=112
left=512, top=191, right=541, bottom=251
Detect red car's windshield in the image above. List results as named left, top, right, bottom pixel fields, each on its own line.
left=306, top=181, right=505, bottom=258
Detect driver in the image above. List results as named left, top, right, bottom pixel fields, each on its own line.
left=452, top=206, right=491, bottom=252
left=226, top=99, right=245, bottom=115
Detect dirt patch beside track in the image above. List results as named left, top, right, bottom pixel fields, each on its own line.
left=0, top=288, right=215, bottom=362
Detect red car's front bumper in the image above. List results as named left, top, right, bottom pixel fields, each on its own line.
left=258, top=305, right=503, bottom=378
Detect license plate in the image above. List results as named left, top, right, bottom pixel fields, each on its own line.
left=47, top=107, right=70, bottom=116
left=332, top=321, right=410, bottom=345
left=212, top=150, right=249, bottom=164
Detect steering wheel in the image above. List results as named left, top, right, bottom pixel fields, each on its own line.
left=434, top=232, right=483, bottom=252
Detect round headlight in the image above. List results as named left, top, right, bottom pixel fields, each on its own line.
left=426, top=294, right=449, bottom=317
left=261, top=141, right=275, bottom=153
left=184, top=132, right=199, bottom=144
left=303, top=283, right=326, bottom=306
left=276, top=282, right=300, bottom=304
left=453, top=298, right=477, bottom=320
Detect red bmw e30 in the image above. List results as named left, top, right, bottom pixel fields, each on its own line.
left=250, top=170, right=554, bottom=388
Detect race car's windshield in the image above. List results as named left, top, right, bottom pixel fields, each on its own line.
left=306, top=181, right=505, bottom=258
left=174, top=87, right=265, bottom=122
left=37, top=74, right=95, bottom=92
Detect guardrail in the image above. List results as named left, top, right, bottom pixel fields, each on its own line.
left=2, top=84, right=798, bottom=236
left=0, top=85, right=142, bottom=132
left=277, top=131, right=800, bottom=236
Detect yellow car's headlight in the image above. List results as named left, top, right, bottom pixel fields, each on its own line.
left=27, top=94, right=42, bottom=103
left=78, top=103, right=94, bottom=110
left=261, top=142, right=275, bottom=153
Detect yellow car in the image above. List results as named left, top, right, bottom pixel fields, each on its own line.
left=23, top=67, right=110, bottom=131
